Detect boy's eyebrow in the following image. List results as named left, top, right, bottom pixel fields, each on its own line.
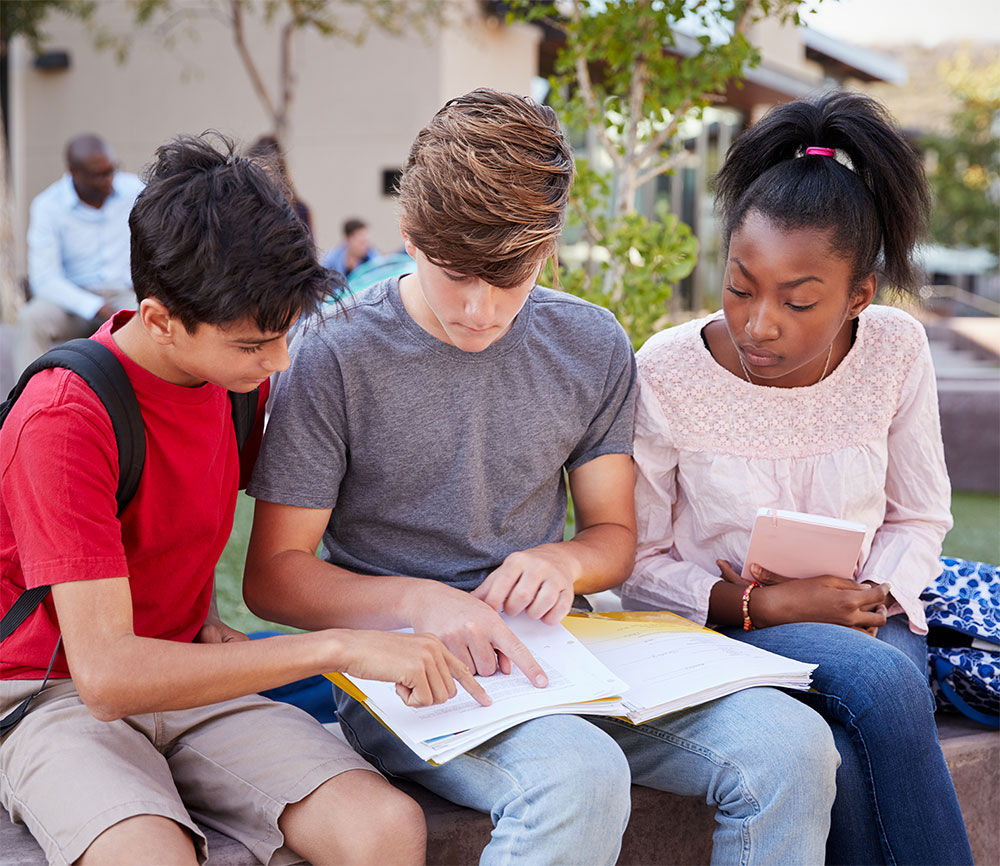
left=227, top=333, right=285, bottom=345
left=730, top=257, right=823, bottom=289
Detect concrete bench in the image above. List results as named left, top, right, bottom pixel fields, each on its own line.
left=3, top=714, right=996, bottom=865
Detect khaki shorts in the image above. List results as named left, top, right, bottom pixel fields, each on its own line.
left=0, top=679, right=376, bottom=866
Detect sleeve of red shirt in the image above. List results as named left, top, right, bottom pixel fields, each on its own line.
left=4, top=370, right=129, bottom=590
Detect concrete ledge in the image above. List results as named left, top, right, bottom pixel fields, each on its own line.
left=2, top=714, right=996, bottom=865
left=937, top=714, right=1000, bottom=866
left=937, top=387, right=1000, bottom=493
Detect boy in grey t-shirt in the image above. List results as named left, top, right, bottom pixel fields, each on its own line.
left=246, top=89, right=838, bottom=865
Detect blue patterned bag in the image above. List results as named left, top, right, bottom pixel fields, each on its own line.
left=920, top=558, right=1000, bottom=728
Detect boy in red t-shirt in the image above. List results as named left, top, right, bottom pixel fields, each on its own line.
left=0, top=133, right=485, bottom=866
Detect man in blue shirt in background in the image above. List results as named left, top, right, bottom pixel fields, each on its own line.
left=14, top=133, right=144, bottom=374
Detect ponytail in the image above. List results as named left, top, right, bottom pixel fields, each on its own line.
left=713, top=91, right=930, bottom=291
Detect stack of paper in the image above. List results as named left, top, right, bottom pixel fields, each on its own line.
left=328, top=615, right=627, bottom=764
left=563, top=611, right=816, bottom=723
left=328, top=610, right=816, bottom=764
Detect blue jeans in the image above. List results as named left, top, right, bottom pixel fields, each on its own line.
left=336, top=685, right=838, bottom=866
left=723, top=617, right=973, bottom=866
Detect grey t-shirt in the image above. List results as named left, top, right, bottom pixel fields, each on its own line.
left=249, top=277, right=636, bottom=591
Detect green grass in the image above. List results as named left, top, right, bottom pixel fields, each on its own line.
left=213, top=492, right=296, bottom=635
left=942, top=490, right=1000, bottom=564
left=214, top=490, right=1000, bottom=633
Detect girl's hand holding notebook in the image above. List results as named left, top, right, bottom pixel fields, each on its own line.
left=716, top=509, right=889, bottom=634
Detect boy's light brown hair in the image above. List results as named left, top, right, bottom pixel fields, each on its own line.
left=398, top=88, right=574, bottom=289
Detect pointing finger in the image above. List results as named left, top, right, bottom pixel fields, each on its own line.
left=448, top=658, right=491, bottom=707
left=495, top=630, right=548, bottom=688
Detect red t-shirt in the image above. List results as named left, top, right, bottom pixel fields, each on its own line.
left=1, top=313, right=267, bottom=679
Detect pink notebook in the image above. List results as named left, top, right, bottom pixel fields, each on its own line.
left=740, top=508, right=867, bottom=582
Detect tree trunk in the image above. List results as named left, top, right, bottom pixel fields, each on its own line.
left=603, top=32, right=647, bottom=303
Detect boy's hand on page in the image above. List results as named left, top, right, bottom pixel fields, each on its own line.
left=473, top=546, right=577, bottom=626
left=340, top=630, right=491, bottom=708
left=411, top=584, right=549, bottom=688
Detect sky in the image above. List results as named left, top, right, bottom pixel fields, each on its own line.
left=802, top=0, right=1000, bottom=46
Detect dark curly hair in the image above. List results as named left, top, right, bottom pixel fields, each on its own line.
left=129, top=132, right=339, bottom=333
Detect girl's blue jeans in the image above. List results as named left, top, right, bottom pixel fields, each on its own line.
left=723, top=616, right=974, bottom=866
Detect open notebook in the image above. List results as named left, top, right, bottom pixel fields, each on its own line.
left=327, top=611, right=816, bottom=764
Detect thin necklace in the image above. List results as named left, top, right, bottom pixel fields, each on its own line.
left=737, top=341, right=834, bottom=386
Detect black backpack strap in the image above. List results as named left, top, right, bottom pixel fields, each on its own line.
left=229, top=387, right=260, bottom=453
left=0, top=637, right=61, bottom=739
left=0, top=586, right=51, bottom=641
left=0, top=589, right=53, bottom=721
left=2, top=338, right=145, bottom=514
left=0, top=355, right=254, bottom=736
left=0, top=339, right=144, bottom=678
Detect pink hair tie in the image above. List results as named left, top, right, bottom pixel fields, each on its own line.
left=805, top=146, right=836, bottom=157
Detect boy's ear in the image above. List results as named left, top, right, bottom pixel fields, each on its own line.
left=138, top=298, right=179, bottom=345
left=402, top=232, right=417, bottom=259
left=849, top=273, right=877, bottom=318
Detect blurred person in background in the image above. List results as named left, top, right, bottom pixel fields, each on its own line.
left=322, top=218, right=377, bottom=277
left=14, top=134, right=143, bottom=374
left=246, top=135, right=314, bottom=236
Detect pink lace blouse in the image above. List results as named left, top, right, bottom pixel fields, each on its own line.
left=621, top=305, right=952, bottom=633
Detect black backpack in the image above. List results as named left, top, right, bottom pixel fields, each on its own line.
left=0, top=338, right=259, bottom=735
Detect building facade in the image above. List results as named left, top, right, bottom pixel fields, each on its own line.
left=5, top=1, right=902, bottom=306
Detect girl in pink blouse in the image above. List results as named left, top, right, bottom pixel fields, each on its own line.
left=623, top=91, right=972, bottom=865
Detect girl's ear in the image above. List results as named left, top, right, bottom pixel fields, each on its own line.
left=849, top=273, right=877, bottom=318
left=138, top=298, right=177, bottom=345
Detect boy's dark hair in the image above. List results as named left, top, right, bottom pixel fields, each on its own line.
left=713, top=91, right=930, bottom=293
left=343, top=218, right=367, bottom=237
left=398, top=88, right=574, bottom=289
left=130, top=132, right=338, bottom=333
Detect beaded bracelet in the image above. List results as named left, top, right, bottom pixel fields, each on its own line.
left=742, top=581, right=760, bottom=631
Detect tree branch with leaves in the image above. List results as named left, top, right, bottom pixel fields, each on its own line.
left=514, top=0, right=807, bottom=346
left=97, top=0, right=451, bottom=146
left=921, top=49, right=1000, bottom=257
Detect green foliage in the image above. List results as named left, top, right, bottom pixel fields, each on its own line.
left=921, top=51, right=1000, bottom=257
left=556, top=156, right=698, bottom=348
left=545, top=1, right=758, bottom=148
left=511, top=0, right=805, bottom=347
left=0, top=0, right=94, bottom=54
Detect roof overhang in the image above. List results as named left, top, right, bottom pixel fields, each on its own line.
left=801, top=27, right=908, bottom=85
